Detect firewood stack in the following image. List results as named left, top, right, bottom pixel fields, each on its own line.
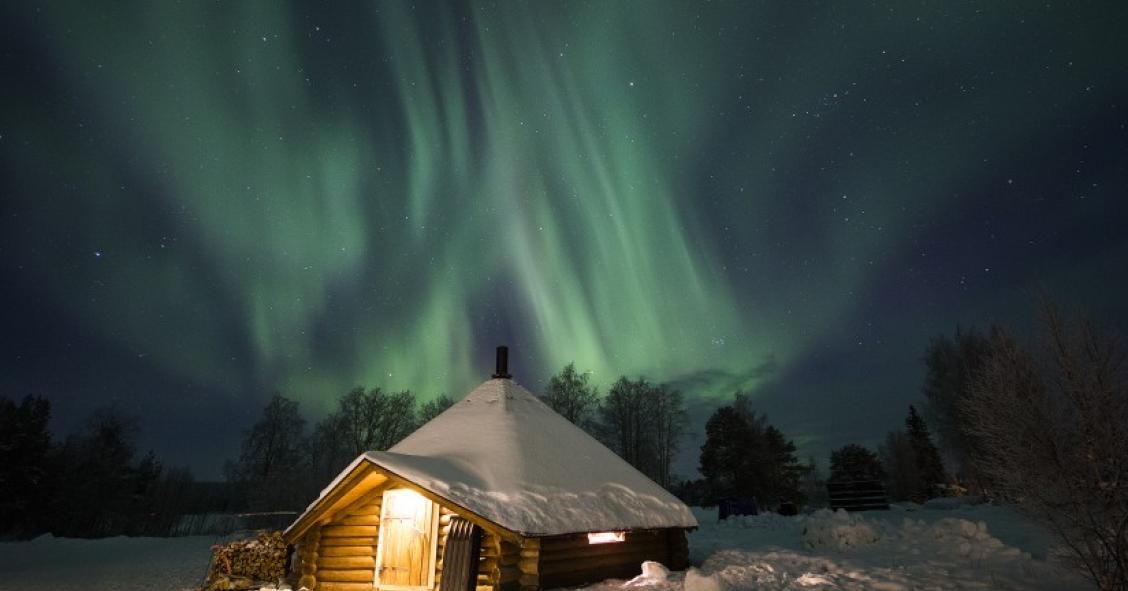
left=203, top=530, right=289, bottom=591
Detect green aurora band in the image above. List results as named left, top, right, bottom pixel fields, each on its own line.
left=4, top=0, right=1122, bottom=434
left=8, top=2, right=774, bottom=410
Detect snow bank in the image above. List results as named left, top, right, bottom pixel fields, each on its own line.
left=801, top=509, right=880, bottom=551
left=558, top=502, right=1090, bottom=591
left=0, top=534, right=213, bottom=591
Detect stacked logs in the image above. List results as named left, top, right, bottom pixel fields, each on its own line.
left=433, top=508, right=453, bottom=588
left=517, top=538, right=539, bottom=591
left=536, top=529, right=672, bottom=589
left=314, top=495, right=382, bottom=591
left=472, top=529, right=519, bottom=591
left=295, top=525, right=321, bottom=590
left=204, top=531, right=288, bottom=590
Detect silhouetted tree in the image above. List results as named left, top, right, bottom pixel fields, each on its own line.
left=905, top=405, right=946, bottom=499
left=418, top=394, right=455, bottom=425
left=51, top=407, right=142, bottom=536
left=879, top=430, right=919, bottom=502
left=962, top=301, right=1128, bottom=590
left=225, top=394, right=308, bottom=511
left=335, top=387, right=417, bottom=454
left=308, top=412, right=352, bottom=497
left=699, top=394, right=804, bottom=507
left=651, top=384, right=688, bottom=488
left=600, top=376, right=657, bottom=475
left=598, top=376, right=687, bottom=487
left=829, top=444, right=884, bottom=482
left=699, top=405, right=757, bottom=502
left=0, top=395, right=54, bottom=537
left=543, top=363, right=599, bottom=427
left=923, top=328, right=992, bottom=487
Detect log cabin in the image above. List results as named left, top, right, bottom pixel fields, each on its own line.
left=283, top=347, right=696, bottom=591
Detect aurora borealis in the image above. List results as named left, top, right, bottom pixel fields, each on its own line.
left=2, top=1, right=1126, bottom=477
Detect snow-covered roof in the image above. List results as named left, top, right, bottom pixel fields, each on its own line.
left=294, top=378, right=697, bottom=537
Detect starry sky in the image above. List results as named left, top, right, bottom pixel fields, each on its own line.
left=1, top=1, right=1125, bottom=480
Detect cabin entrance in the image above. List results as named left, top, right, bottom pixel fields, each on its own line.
left=374, top=488, right=439, bottom=590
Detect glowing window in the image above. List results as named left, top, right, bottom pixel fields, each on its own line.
left=587, top=531, right=626, bottom=544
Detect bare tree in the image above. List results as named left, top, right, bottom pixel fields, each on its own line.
left=418, top=394, right=455, bottom=425
left=225, top=394, right=308, bottom=511
left=651, top=384, right=687, bottom=488
left=335, top=387, right=418, bottom=455
left=923, top=328, right=993, bottom=488
left=543, top=363, right=600, bottom=427
left=962, top=302, right=1128, bottom=590
left=600, top=376, right=655, bottom=475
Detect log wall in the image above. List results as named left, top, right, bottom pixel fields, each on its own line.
left=536, top=529, right=685, bottom=590
left=304, top=488, right=384, bottom=591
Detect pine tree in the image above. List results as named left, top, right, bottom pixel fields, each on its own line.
left=0, top=395, right=54, bottom=537
left=905, top=405, right=946, bottom=500
left=700, top=394, right=804, bottom=507
left=829, top=444, right=885, bottom=482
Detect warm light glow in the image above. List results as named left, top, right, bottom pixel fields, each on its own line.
left=385, top=488, right=428, bottom=518
left=587, top=531, right=626, bottom=544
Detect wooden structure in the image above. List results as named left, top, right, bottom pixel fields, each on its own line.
left=826, top=480, right=890, bottom=512
left=284, top=350, right=696, bottom=591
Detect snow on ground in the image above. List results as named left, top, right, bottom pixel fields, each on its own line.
left=564, top=502, right=1092, bottom=591
left=0, top=501, right=1092, bottom=591
left=0, top=534, right=214, bottom=591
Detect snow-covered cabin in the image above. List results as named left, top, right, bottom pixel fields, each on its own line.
left=283, top=348, right=696, bottom=591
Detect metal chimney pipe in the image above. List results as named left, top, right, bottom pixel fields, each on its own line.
left=492, top=346, right=511, bottom=379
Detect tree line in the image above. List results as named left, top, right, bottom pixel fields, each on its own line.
left=0, top=400, right=222, bottom=539
left=806, top=300, right=1127, bottom=590
left=224, top=387, right=456, bottom=512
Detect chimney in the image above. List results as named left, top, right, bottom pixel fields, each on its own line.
left=492, top=345, right=512, bottom=379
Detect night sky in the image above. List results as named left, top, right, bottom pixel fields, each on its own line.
left=2, top=2, right=1125, bottom=479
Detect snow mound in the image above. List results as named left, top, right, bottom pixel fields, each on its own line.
left=683, top=567, right=724, bottom=591
left=801, top=509, right=879, bottom=551
left=717, top=510, right=796, bottom=532
left=625, top=561, right=669, bottom=586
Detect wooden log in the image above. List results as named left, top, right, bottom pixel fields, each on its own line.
left=540, top=549, right=659, bottom=576
left=499, top=552, right=519, bottom=566
left=341, top=514, right=380, bottom=526
left=318, top=569, right=374, bottom=583
left=298, top=575, right=316, bottom=589
left=320, top=546, right=377, bottom=557
left=352, top=502, right=382, bottom=514
left=439, top=513, right=454, bottom=525
left=540, top=541, right=666, bottom=564
left=321, top=536, right=379, bottom=547
left=499, top=564, right=521, bottom=583
left=319, top=556, right=375, bottom=569
left=518, top=557, right=538, bottom=574
left=519, top=572, right=539, bottom=589
left=319, top=582, right=375, bottom=591
left=322, top=525, right=380, bottom=538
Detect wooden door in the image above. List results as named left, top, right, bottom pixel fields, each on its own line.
left=374, top=489, right=438, bottom=590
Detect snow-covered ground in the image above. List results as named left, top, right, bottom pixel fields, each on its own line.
left=0, top=534, right=214, bottom=591
left=0, top=501, right=1091, bottom=591
left=569, top=501, right=1091, bottom=591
